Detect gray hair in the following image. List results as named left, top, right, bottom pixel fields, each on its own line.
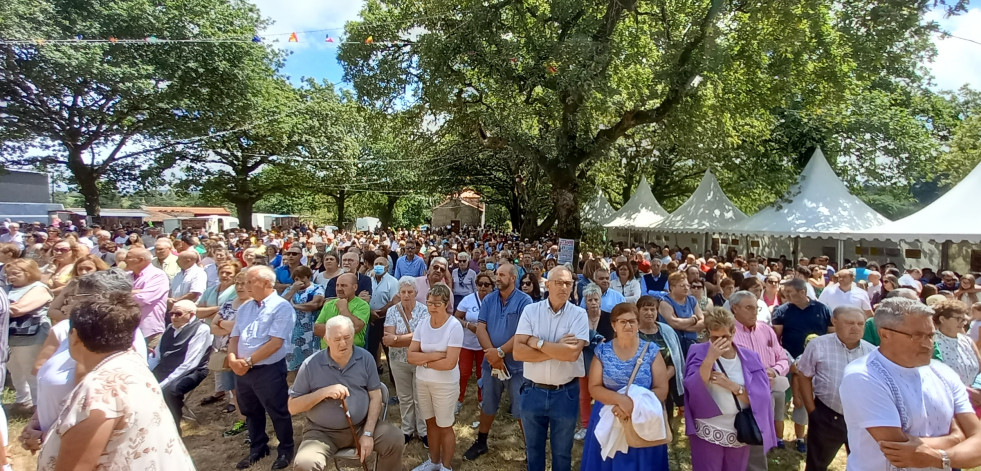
left=548, top=264, right=574, bottom=280
left=832, top=305, right=865, bottom=319
left=886, top=288, right=919, bottom=301
left=325, top=315, right=355, bottom=336
left=398, top=276, right=418, bottom=292
left=76, top=268, right=133, bottom=295
left=248, top=265, right=276, bottom=284
left=583, top=282, right=602, bottom=300
left=430, top=256, right=448, bottom=268
left=427, top=283, right=452, bottom=305
left=729, top=290, right=757, bottom=307
left=874, top=297, right=934, bottom=330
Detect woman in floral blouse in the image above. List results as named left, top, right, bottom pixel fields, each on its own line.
left=39, top=292, right=194, bottom=470
left=383, top=276, right=431, bottom=445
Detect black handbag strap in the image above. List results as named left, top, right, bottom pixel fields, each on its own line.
left=714, top=357, right=744, bottom=411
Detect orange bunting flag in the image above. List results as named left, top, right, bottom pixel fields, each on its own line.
left=325, top=34, right=333, bottom=43
left=108, top=36, right=118, bottom=43
left=288, top=32, right=298, bottom=42
left=546, top=65, right=558, bottom=74
left=365, top=36, right=374, bottom=44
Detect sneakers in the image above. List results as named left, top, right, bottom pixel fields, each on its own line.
left=223, top=420, right=247, bottom=437
left=795, top=438, right=807, bottom=453
left=455, top=401, right=463, bottom=415
left=410, top=459, right=440, bottom=471
left=463, top=440, right=489, bottom=461
left=776, top=439, right=786, bottom=449
left=574, top=427, right=587, bottom=441
left=421, top=435, right=429, bottom=448
left=404, top=434, right=412, bottom=444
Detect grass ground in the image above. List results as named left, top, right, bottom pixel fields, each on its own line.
left=0, top=365, right=870, bottom=471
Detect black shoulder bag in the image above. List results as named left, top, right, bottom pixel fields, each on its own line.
left=715, top=358, right=764, bottom=446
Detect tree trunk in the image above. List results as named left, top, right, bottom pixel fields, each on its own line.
left=550, top=165, right=582, bottom=270
left=66, top=147, right=102, bottom=225
left=335, top=189, right=347, bottom=228
left=379, top=194, right=400, bottom=230
left=235, top=199, right=255, bottom=230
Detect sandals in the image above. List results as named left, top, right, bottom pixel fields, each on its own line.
left=200, top=394, right=225, bottom=406
left=223, top=404, right=237, bottom=414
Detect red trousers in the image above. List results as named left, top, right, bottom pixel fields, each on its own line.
left=459, top=348, right=484, bottom=403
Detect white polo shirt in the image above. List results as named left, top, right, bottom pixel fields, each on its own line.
left=515, top=300, right=589, bottom=386
left=171, top=264, right=207, bottom=298
left=817, top=284, right=872, bottom=313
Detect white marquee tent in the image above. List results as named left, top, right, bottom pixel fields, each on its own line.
left=604, top=176, right=669, bottom=231
left=729, top=147, right=891, bottom=236
left=854, top=162, right=981, bottom=244
left=654, top=169, right=748, bottom=232
left=582, top=190, right=616, bottom=226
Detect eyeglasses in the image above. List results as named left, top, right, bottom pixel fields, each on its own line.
left=766, top=280, right=779, bottom=285
left=691, top=284, right=703, bottom=289
left=549, top=280, right=574, bottom=288
left=167, top=310, right=188, bottom=317
left=476, top=282, right=493, bottom=288
left=880, top=326, right=934, bottom=343
left=426, top=301, right=446, bottom=307
left=53, top=247, right=70, bottom=253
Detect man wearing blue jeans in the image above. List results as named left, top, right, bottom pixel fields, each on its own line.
left=514, top=266, right=589, bottom=471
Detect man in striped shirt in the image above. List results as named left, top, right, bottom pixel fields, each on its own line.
left=796, top=306, right=874, bottom=471
left=731, top=290, right=790, bottom=470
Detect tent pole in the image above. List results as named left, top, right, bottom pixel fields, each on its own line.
left=793, top=237, right=800, bottom=262
left=941, top=240, right=951, bottom=272
left=836, top=238, right=844, bottom=269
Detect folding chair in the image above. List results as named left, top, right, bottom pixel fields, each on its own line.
left=332, top=383, right=390, bottom=471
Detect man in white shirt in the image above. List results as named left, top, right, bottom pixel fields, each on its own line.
left=149, top=300, right=213, bottom=436
left=513, top=266, right=588, bottom=471
left=818, top=269, right=873, bottom=318
left=797, top=306, right=875, bottom=471
left=170, top=250, right=207, bottom=305
left=840, top=297, right=979, bottom=471
left=0, top=223, right=24, bottom=251
left=367, top=256, right=399, bottom=367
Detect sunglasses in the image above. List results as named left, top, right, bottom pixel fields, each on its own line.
left=521, top=281, right=533, bottom=286
left=285, top=252, right=301, bottom=256
left=53, top=247, right=70, bottom=253
left=477, top=282, right=493, bottom=288
left=691, top=284, right=703, bottom=288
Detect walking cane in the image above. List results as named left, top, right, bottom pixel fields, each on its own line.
left=341, top=397, right=370, bottom=471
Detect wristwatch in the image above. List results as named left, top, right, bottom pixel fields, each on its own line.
left=940, top=449, right=951, bottom=471
left=497, top=347, right=506, bottom=358
left=363, top=431, right=373, bottom=438
left=536, top=338, right=545, bottom=350
left=245, top=356, right=254, bottom=368
left=736, top=386, right=744, bottom=396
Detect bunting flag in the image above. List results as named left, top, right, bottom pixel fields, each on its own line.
left=252, top=35, right=262, bottom=43
left=365, top=36, right=373, bottom=44
left=108, top=36, right=118, bottom=43
left=325, top=34, right=333, bottom=43
left=288, top=32, right=299, bottom=42
left=546, top=64, right=558, bottom=74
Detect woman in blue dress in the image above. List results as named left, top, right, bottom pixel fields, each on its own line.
left=283, top=265, right=326, bottom=371
left=581, top=302, right=671, bottom=471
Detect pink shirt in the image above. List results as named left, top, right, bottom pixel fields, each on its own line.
left=733, top=320, right=790, bottom=375
left=131, top=264, right=170, bottom=338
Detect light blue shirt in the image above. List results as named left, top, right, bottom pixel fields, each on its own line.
left=231, top=293, right=295, bottom=365
left=579, top=288, right=626, bottom=312
left=394, top=255, right=427, bottom=278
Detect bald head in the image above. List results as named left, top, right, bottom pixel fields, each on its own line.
left=335, top=272, right=359, bottom=300
left=123, top=247, right=153, bottom=274
left=177, top=250, right=199, bottom=270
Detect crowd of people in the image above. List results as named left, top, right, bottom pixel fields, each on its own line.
left=2, top=218, right=981, bottom=470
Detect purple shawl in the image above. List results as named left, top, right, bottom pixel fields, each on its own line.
left=682, top=342, right=777, bottom=452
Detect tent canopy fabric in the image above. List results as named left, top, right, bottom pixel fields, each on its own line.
left=604, top=176, right=669, bottom=230
left=854, top=161, right=981, bottom=243
left=728, top=148, right=891, bottom=236
left=582, top=190, right=616, bottom=226
left=654, top=169, right=747, bottom=233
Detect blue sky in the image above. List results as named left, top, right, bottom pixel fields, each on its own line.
left=252, top=1, right=981, bottom=92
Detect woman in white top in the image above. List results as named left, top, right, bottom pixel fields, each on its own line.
left=610, top=261, right=643, bottom=304
left=932, top=300, right=981, bottom=399
left=453, top=273, right=494, bottom=414
left=408, top=284, right=463, bottom=471
left=383, top=276, right=431, bottom=445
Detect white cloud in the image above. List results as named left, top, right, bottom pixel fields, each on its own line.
left=925, top=7, right=981, bottom=91
left=249, top=0, right=365, bottom=49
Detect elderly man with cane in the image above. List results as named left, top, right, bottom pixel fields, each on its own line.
left=289, top=315, right=404, bottom=471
